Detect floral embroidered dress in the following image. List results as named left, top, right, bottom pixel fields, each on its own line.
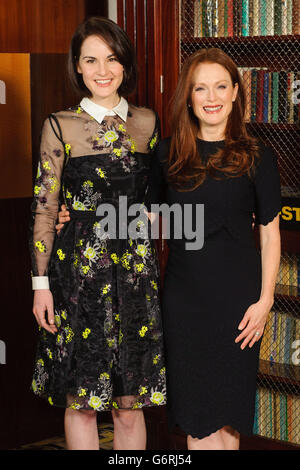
left=29, top=99, right=166, bottom=411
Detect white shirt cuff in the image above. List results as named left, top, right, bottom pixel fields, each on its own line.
left=32, top=276, right=49, bottom=290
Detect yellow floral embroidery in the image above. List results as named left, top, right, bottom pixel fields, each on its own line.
left=65, top=144, right=71, bottom=155
left=48, top=397, right=54, bottom=406
left=151, top=280, right=158, bottom=290
left=57, top=249, right=66, bottom=260
left=32, top=379, right=37, bottom=393
left=107, top=338, right=115, bottom=347
left=150, top=135, right=157, bottom=149
left=100, top=372, right=110, bottom=380
left=132, top=402, right=143, bottom=409
left=81, top=265, right=90, bottom=274
left=135, top=263, right=144, bottom=272
left=83, top=180, right=93, bottom=188
left=70, top=400, right=81, bottom=410
left=139, top=326, right=148, bottom=337
left=34, top=185, right=41, bottom=195
left=102, top=284, right=110, bottom=295
left=43, top=161, right=51, bottom=170
left=82, top=328, right=91, bottom=339
left=113, top=148, right=122, bottom=157
left=35, top=241, right=46, bottom=253
left=88, top=395, right=103, bottom=410
left=129, top=138, right=136, bottom=153
left=119, top=330, right=123, bottom=345
left=153, top=354, right=160, bottom=365
left=118, top=124, right=126, bottom=133
left=49, top=176, right=59, bottom=193
left=65, top=325, right=74, bottom=344
left=140, top=387, right=148, bottom=396
left=121, top=250, right=131, bottom=270
left=150, top=391, right=164, bottom=405
left=46, top=349, right=53, bottom=360
left=111, top=253, right=119, bottom=264
left=76, top=106, right=82, bottom=114
left=95, top=167, right=106, bottom=178
left=112, top=401, right=119, bottom=409
left=66, top=190, right=72, bottom=199
left=136, top=244, right=147, bottom=257
left=104, top=130, right=118, bottom=143
left=78, top=388, right=87, bottom=397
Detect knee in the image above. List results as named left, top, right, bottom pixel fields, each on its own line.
left=112, top=409, right=143, bottom=432
left=66, top=407, right=97, bottom=424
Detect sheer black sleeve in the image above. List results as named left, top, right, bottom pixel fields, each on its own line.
left=144, top=138, right=170, bottom=212
left=254, top=145, right=281, bottom=225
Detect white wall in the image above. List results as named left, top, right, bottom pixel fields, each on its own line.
left=108, top=0, right=118, bottom=23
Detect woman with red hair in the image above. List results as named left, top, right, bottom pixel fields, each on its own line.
left=145, top=47, right=281, bottom=450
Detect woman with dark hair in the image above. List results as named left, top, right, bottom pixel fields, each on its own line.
left=29, top=16, right=166, bottom=450
left=144, top=48, right=281, bottom=449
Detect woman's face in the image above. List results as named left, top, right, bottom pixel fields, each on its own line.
left=77, top=35, right=124, bottom=107
left=190, top=62, right=238, bottom=136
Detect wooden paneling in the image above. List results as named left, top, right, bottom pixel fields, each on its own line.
left=0, top=0, right=109, bottom=449
left=161, top=0, right=180, bottom=137
left=117, top=0, right=164, bottom=115
left=0, top=0, right=86, bottom=53
left=0, top=54, right=32, bottom=198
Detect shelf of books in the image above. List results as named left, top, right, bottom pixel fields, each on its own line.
left=180, top=0, right=300, bottom=448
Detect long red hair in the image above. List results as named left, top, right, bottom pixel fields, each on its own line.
left=168, top=48, right=260, bottom=191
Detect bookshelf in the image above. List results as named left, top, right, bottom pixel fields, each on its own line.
left=179, top=0, right=300, bottom=449
left=118, top=0, right=300, bottom=449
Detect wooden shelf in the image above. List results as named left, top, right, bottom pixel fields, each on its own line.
left=181, top=36, right=299, bottom=69
left=181, top=34, right=300, bottom=45
left=258, top=360, right=300, bottom=390
left=246, top=122, right=299, bottom=129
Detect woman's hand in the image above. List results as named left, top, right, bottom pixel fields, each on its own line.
left=235, top=297, right=273, bottom=349
left=33, top=290, right=57, bottom=334
left=56, top=204, right=70, bottom=234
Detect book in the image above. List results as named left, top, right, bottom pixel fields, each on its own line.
left=263, top=70, right=269, bottom=122
left=282, top=0, right=288, bottom=35
left=249, top=0, right=254, bottom=35
left=218, top=0, right=225, bottom=36
left=242, top=0, right=250, bottom=35
left=268, top=71, right=272, bottom=122
left=267, top=0, right=275, bottom=35
left=253, top=388, right=259, bottom=434
left=227, top=0, right=234, bottom=36
left=194, top=0, right=200, bottom=37
left=251, top=68, right=258, bottom=121
left=287, top=394, right=293, bottom=442
left=274, top=0, right=282, bottom=34
left=253, top=0, right=260, bottom=35
left=278, top=71, right=288, bottom=123
left=287, top=0, right=293, bottom=34
left=272, top=72, right=279, bottom=123
left=260, top=0, right=268, bottom=35
left=256, top=69, right=265, bottom=121
left=293, top=0, right=300, bottom=34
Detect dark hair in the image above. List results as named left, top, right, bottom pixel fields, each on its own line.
left=68, top=16, right=137, bottom=98
left=168, top=48, right=260, bottom=191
